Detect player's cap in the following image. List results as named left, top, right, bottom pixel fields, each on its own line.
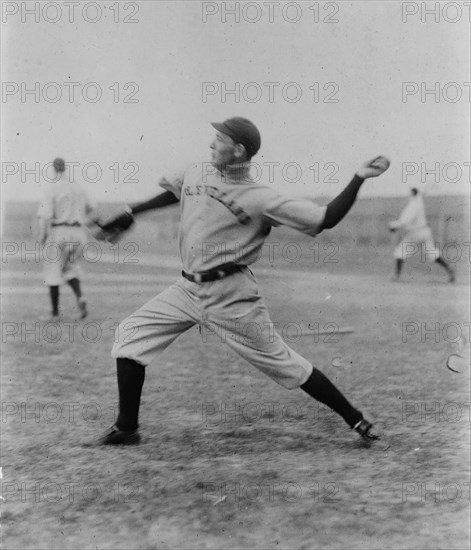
left=211, top=117, right=261, bottom=158
left=53, top=158, right=66, bottom=173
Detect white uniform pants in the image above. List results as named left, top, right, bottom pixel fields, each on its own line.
left=393, top=226, right=440, bottom=261
left=112, top=267, right=313, bottom=389
left=42, top=226, right=87, bottom=285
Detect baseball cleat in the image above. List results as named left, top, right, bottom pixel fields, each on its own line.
left=95, top=424, right=141, bottom=446
left=354, top=419, right=381, bottom=442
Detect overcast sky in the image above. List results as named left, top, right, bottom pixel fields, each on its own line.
left=1, top=0, right=470, bottom=203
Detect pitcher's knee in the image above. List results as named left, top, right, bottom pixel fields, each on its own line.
left=265, top=361, right=313, bottom=390
left=111, top=318, right=137, bottom=358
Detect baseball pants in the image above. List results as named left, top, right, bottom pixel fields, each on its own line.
left=112, top=267, right=313, bottom=389
left=394, top=226, right=440, bottom=261
left=42, top=226, right=87, bottom=286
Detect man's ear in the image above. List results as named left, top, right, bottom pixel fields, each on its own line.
left=234, top=143, right=246, bottom=159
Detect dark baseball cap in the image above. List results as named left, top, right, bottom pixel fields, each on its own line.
left=211, top=117, right=261, bottom=158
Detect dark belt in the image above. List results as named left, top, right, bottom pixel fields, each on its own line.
left=51, top=222, right=81, bottom=227
left=182, top=264, right=243, bottom=283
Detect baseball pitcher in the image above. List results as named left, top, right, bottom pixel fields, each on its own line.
left=94, top=117, right=391, bottom=447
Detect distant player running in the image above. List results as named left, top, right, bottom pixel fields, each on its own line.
left=37, top=157, right=96, bottom=320
left=388, top=188, right=455, bottom=282
left=94, top=117, right=391, bottom=447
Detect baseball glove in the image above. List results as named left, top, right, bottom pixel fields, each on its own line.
left=94, top=207, right=135, bottom=243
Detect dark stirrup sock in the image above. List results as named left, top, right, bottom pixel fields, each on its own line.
left=116, top=358, right=146, bottom=432
left=395, top=259, right=403, bottom=277
left=49, top=286, right=59, bottom=316
left=67, top=277, right=82, bottom=299
left=300, top=367, right=363, bottom=428
left=435, top=256, right=451, bottom=273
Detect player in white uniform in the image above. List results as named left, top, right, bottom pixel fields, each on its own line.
left=388, top=188, right=455, bottom=282
left=37, top=158, right=96, bottom=320
left=95, top=117, right=390, bottom=446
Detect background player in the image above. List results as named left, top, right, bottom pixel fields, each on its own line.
left=37, top=157, right=97, bottom=320
left=94, top=117, right=391, bottom=447
left=388, top=187, right=455, bottom=282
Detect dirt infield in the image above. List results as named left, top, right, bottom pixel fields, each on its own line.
left=1, top=253, right=470, bottom=549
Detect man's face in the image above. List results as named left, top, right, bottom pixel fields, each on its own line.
left=210, top=131, right=239, bottom=169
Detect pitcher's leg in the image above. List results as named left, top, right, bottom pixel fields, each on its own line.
left=111, top=280, right=198, bottom=365
left=50, top=286, right=59, bottom=317
left=116, top=358, right=145, bottom=432
left=207, top=271, right=381, bottom=442
left=300, top=367, right=362, bottom=428
left=98, top=280, right=199, bottom=445
left=219, top=318, right=381, bottom=441
left=435, top=256, right=455, bottom=282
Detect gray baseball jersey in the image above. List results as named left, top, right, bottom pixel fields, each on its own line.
left=160, top=162, right=326, bottom=272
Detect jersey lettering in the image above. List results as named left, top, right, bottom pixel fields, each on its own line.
left=184, top=183, right=251, bottom=225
